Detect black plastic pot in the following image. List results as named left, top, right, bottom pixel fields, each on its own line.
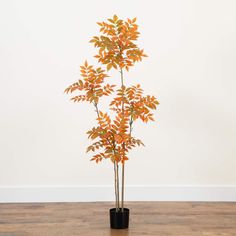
left=110, top=208, right=129, bottom=229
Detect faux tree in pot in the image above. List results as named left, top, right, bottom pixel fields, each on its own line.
left=65, top=15, right=159, bottom=229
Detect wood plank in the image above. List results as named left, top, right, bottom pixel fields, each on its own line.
left=0, top=202, right=235, bottom=236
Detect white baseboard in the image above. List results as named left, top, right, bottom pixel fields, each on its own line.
left=0, top=185, right=235, bottom=203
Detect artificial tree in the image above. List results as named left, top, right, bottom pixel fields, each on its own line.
left=65, top=15, right=159, bottom=229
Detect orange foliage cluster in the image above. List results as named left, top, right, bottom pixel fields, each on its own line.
left=90, top=15, right=147, bottom=71
left=65, top=15, right=159, bottom=164
left=64, top=61, right=114, bottom=104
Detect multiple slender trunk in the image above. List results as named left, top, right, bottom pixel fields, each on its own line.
left=95, top=67, right=129, bottom=213
left=114, top=161, right=124, bottom=212
left=114, top=68, right=127, bottom=212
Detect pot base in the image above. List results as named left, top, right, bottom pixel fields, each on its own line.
left=109, top=208, right=129, bottom=229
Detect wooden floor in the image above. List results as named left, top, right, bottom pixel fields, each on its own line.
left=0, top=202, right=235, bottom=236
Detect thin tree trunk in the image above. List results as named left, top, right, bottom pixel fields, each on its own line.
left=114, top=162, right=119, bottom=211
left=116, top=162, right=120, bottom=211
left=94, top=102, right=119, bottom=211
left=121, top=161, right=125, bottom=211
left=120, top=68, right=125, bottom=212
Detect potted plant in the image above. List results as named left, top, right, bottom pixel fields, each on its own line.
left=65, top=15, right=159, bottom=229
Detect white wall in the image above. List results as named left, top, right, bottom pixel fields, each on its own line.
left=0, top=0, right=236, bottom=202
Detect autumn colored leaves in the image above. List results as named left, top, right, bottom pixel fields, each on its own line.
left=64, top=62, right=113, bottom=104
left=90, top=15, right=147, bottom=71
left=64, top=15, right=159, bottom=164
left=110, top=84, right=159, bottom=123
